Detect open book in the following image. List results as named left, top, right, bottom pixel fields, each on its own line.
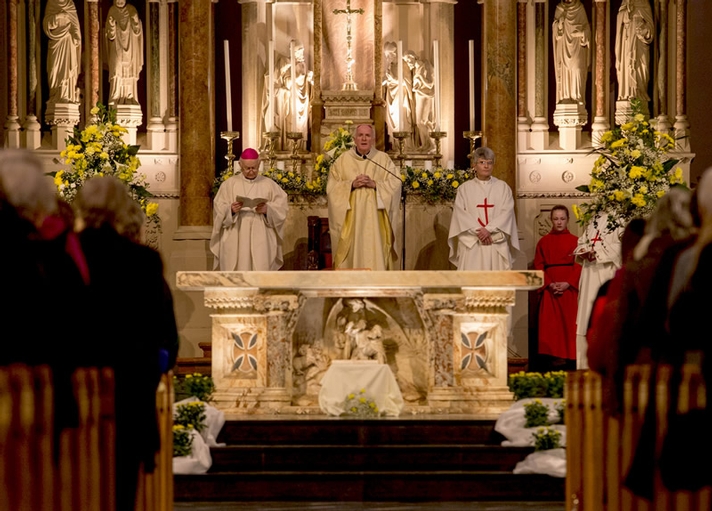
left=235, top=195, right=268, bottom=209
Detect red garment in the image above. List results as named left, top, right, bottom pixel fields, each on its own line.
left=534, top=228, right=582, bottom=359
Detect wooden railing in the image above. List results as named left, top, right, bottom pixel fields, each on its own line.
left=566, top=364, right=711, bottom=511
left=0, top=364, right=174, bottom=511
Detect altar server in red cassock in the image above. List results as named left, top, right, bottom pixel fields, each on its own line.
left=533, top=205, right=582, bottom=371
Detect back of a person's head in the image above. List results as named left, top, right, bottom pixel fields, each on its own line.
left=0, top=148, right=58, bottom=224
left=74, top=175, right=136, bottom=235
left=644, top=186, right=693, bottom=241
left=694, top=167, right=712, bottom=247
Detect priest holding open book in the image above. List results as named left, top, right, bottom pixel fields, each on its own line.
left=210, top=148, right=289, bottom=270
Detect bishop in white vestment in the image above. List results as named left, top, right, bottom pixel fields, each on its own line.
left=210, top=149, right=289, bottom=271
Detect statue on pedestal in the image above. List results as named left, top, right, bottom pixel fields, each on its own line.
left=615, top=0, right=654, bottom=101
left=382, top=41, right=412, bottom=142
left=552, top=0, right=591, bottom=106
left=43, top=0, right=82, bottom=105
left=263, top=41, right=313, bottom=151
left=403, top=51, right=435, bottom=152
left=104, top=0, right=144, bottom=106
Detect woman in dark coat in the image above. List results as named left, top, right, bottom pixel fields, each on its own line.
left=74, top=176, right=178, bottom=511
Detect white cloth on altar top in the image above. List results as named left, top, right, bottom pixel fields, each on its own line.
left=326, top=147, right=401, bottom=270
left=573, top=213, right=623, bottom=368
left=448, top=176, right=520, bottom=270
left=318, top=361, right=404, bottom=417
left=210, top=173, right=289, bottom=271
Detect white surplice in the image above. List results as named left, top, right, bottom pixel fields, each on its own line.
left=210, top=174, right=289, bottom=271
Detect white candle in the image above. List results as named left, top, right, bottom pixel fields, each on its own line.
left=290, top=41, right=297, bottom=132
left=468, top=39, right=475, bottom=131
left=267, top=41, right=274, bottom=132
left=397, top=41, right=403, bottom=132
left=433, top=40, right=441, bottom=132
left=224, top=40, right=232, bottom=132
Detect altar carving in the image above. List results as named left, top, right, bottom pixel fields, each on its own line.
left=176, top=270, right=543, bottom=417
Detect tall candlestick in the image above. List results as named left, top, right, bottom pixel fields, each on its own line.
left=290, top=40, right=297, bottom=132
left=267, top=41, right=274, bottom=132
left=224, top=40, right=232, bottom=132
left=397, top=41, right=403, bottom=132
left=433, top=40, right=441, bottom=132
left=468, top=40, right=475, bottom=131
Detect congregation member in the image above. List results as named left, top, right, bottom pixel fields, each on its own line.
left=448, top=147, right=519, bottom=271
left=327, top=123, right=402, bottom=270
left=210, top=148, right=289, bottom=271
left=74, top=175, right=179, bottom=511
left=532, top=205, right=581, bottom=372
left=573, top=211, right=622, bottom=369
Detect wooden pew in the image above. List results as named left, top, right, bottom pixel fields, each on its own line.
left=566, top=364, right=709, bottom=511
left=0, top=364, right=174, bottom=511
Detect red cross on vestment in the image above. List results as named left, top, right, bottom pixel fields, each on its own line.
left=477, top=198, right=495, bottom=227
left=591, top=230, right=603, bottom=246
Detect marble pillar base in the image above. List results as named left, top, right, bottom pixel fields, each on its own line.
left=553, top=103, right=587, bottom=150
left=114, top=104, right=144, bottom=145
left=530, top=118, right=550, bottom=150
left=146, top=116, right=167, bottom=150
left=45, top=103, right=81, bottom=150
left=22, top=115, right=42, bottom=149
left=4, top=115, right=21, bottom=148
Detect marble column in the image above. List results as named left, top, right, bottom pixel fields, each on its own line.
left=372, top=0, right=385, bottom=149
left=311, top=0, right=324, bottom=153
left=516, top=0, right=529, bottom=151
left=655, top=0, right=671, bottom=132
left=484, top=0, right=516, bottom=192
left=674, top=0, right=689, bottom=149
left=4, top=0, right=21, bottom=148
left=23, top=0, right=41, bottom=149
left=240, top=0, right=264, bottom=151
left=146, top=0, right=166, bottom=150
left=530, top=0, right=549, bottom=150
left=591, top=0, right=609, bottom=144
left=166, top=0, right=178, bottom=153
left=87, top=0, right=100, bottom=112
left=178, top=0, right=214, bottom=227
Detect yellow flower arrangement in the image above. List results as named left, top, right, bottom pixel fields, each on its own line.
left=400, top=166, right=472, bottom=204
left=574, top=98, right=686, bottom=233
left=342, top=388, right=380, bottom=418
left=172, top=424, right=194, bottom=457
left=50, top=102, right=158, bottom=224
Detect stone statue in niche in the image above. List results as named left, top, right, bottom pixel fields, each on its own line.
left=615, top=0, right=654, bottom=101
left=104, top=0, right=144, bottom=105
left=403, top=51, right=435, bottom=152
left=263, top=40, right=313, bottom=151
left=552, top=0, right=591, bottom=106
left=43, top=0, right=82, bottom=105
left=292, top=341, right=329, bottom=403
left=382, top=41, right=413, bottom=142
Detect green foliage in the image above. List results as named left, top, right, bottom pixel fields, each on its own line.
left=341, top=389, right=380, bottom=418
left=174, top=373, right=215, bottom=403
left=508, top=371, right=567, bottom=401
left=174, top=401, right=207, bottom=433
left=523, top=399, right=550, bottom=428
left=544, top=371, right=566, bottom=399
left=555, top=400, right=566, bottom=425
left=533, top=426, right=562, bottom=451
left=172, top=424, right=194, bottom=457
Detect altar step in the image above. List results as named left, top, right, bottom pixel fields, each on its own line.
left=173, top=417, right=565, bottom=502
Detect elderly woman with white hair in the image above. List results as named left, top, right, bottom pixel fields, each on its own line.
left=74, top=175, right=179, bottom=511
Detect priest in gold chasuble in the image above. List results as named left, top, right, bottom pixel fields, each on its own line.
left=327, top=124, right=401, bottom=270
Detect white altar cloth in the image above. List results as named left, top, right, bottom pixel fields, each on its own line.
left=318, top=361, right=404, bottom=417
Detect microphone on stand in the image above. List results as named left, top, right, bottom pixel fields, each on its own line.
left=359, top=153, right=407, bottom=271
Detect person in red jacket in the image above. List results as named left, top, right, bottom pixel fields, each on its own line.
left=533, top=205, right=582, bottom=371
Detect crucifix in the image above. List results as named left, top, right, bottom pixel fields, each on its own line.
left=333, top=0, right=364, bottom=91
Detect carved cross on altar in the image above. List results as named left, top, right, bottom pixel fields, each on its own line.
left=333, top=0, right=364, bottom=91
left=477, top=198, right=494, bottom=227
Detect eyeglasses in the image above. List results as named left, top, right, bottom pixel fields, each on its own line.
left=477, top=160, right=493, bottom=166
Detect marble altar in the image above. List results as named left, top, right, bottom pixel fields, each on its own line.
left=176, top=270, right=543, bottom=418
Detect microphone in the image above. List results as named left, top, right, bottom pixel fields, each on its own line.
left=360, top=153, right=402, bottom=182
